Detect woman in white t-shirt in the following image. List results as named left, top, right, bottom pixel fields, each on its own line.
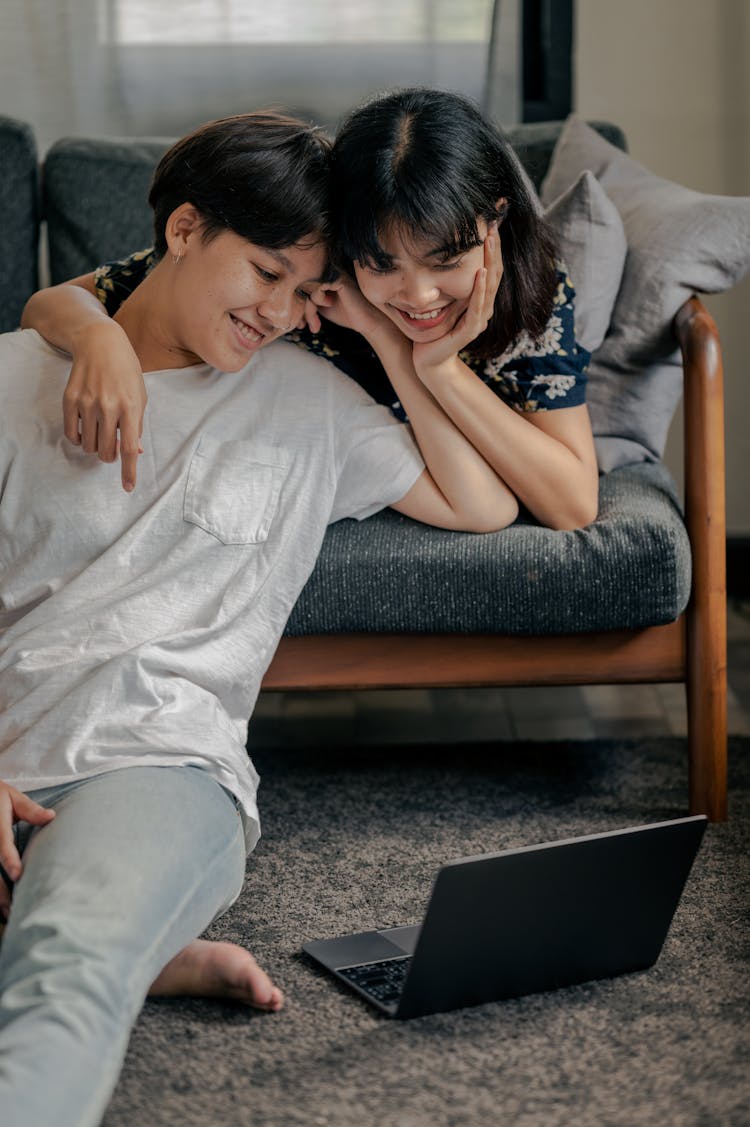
left=0, top=111, right=517, bottom=1127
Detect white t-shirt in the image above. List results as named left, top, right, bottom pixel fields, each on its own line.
left=0, top=331, right=424, bottom=850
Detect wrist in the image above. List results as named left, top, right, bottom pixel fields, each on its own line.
left=70, top=316, right=130, bottom=355
left=365, top=319, right=410, bottom=360
left=413, top=351, right=465, bottom=387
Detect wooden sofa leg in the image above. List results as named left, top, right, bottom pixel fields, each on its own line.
left=686, top=613, right=728, bottom=821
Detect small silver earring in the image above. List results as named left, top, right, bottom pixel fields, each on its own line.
left=172, top=252, right=182, bottom=265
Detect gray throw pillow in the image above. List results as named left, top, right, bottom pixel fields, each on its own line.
left=541, top=114, right=750, bottom=471
left=543, top=169, right=627, bottom=354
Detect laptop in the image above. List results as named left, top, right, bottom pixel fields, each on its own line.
left=303, top=815, right=706, bottom=1019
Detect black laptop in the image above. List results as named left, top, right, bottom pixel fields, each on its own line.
left=303, top=815, right=706, bottom=1019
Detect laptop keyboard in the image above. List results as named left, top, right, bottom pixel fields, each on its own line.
left=338, top=956, right=412, bottom=1005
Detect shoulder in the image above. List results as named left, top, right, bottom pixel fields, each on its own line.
left=257, top=340, right=407, bottom=446
left=257, top=338, right=369, bottom=400
left=469, top=263, right=582, bottom=373
left=463, top=261, right=590, bottom=412
left=0, top=330, right=69, bottom=433
left=552, top=260, right=576, bottom=306
left=271, top=331, right=396, bottom=411
left=0, top=327, right=63, bottom=365
left=534, top=259, right=581, bottom=359
left=285, top=323, right=399, bottom=409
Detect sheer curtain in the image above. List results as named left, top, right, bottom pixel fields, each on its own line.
left=2, top=0, right=121, bottom=152
left=1, top=0, right=520, bottom=152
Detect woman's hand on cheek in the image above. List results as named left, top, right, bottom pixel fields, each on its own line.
left=412, top=228, right=504, bottom=378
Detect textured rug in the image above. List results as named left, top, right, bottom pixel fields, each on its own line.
left=102, top=737, right=749, bottom=1127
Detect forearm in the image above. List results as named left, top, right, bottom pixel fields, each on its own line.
left=370, top=329, right=519, bottom=531
left=21, top=281, right=116, bottom=355
left=417, top=357, right=599, bottom=530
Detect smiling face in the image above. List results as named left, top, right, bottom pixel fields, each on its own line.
left=352, top=220, right=492, bottom=346
left=163, top=208, right=328, bottom=371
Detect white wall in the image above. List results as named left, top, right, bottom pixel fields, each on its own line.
left=575, top=0, right=750, bottom=535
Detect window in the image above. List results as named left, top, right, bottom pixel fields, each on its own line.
left=97, top=0, right=505, bottom=133
left=100, top=0, right=493, bottom=46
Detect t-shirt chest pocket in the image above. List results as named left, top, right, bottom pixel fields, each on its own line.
left=183, top=434, right=287, bottom=545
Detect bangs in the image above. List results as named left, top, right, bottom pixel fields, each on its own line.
left=339, top=190, right=483, bottom=269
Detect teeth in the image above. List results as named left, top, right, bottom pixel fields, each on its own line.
left=231, top=314, right=263, bottom=342
left=405, top=308, right=443, bottom=321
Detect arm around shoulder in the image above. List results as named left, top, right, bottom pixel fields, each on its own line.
left=21, top=274, right=146, bottom=491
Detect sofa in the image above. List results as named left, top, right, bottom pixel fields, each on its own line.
left=2, top=112, right=745, bottom=821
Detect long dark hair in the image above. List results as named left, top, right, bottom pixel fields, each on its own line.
left=149, top=111, right=332, bottom=258
left=331, top=88, right=558, bottom=359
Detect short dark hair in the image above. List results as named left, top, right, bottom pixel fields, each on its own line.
left=331, top=88, right=558, bottom=359
left=149, top=111, right=332, bottom=258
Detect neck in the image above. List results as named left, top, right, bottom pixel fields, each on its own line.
left=114, top=258, right=203, bottom=372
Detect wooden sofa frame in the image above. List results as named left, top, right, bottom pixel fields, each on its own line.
left=262, top=297, right=727, bottom=822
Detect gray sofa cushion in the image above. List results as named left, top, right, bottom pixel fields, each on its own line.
left=43, top=136, right=170, bottom=283
left=285, top=463, right=690, bottom=636
left=0, top=116, right=39, bottom=332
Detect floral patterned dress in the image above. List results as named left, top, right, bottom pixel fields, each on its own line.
left=94, top=251, right=590, bottom=417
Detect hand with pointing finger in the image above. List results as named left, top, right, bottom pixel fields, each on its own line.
left=62, top=321, right=146, bottom=493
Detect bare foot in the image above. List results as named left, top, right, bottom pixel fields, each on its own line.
left=149, top=939, right=284, bottom=1011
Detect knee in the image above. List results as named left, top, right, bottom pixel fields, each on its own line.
left=1, top=938, right=142, bottom=1042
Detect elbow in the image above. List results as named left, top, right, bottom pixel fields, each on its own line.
left=546, top=487, right=599, bottom=532
left=20, top=289, right=43, bottom=329
left=462, top=494, right=520, bottom=534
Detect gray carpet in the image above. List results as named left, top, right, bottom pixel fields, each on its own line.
left=102, top=737, right=749, bottom=1127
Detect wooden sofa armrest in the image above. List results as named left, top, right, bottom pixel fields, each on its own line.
left=675, top=295, right=727, bottom=819
left=675, top=296, right=726, bottom=568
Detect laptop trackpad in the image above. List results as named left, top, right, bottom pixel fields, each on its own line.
left=379, top=924, right=421, bottom=954
left=304, top=930, right=409, bottom=970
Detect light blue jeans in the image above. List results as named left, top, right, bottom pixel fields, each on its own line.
left=0, top=765, right=248, bottom=1127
